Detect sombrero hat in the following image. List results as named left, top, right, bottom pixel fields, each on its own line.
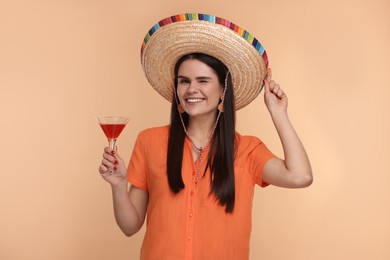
left=141, top=13, right=269, bottom=110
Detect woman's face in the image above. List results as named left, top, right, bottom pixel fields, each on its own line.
left=177, top=59, right=223, bottom=119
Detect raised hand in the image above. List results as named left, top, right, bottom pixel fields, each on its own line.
left=264, top=68, right=288, bottom=114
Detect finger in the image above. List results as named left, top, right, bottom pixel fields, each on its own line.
left=105, top=152, right=123, bottom=167
left=102, top=158, right=117, bottom=169
left=268, top=80, right=276, bottom=92
left=103, top=152, right=117, bottom=164
left=276, top=88, right=283, bottom=98
left=104, top=147, right=116, bottom=155
left=99, top=164, right=108, bottom=174
left=273, top=84, right=281, bottom=94
left=266, top=68, right=272, bottom=82
left=280, top=90, right=287, bottom=99
left=275, top=87, right=286, bottom=99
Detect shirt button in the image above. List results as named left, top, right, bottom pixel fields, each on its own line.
left=192, top=171, right=196, bottom=176
left=187, top=236, right=191, bottom=240
left=189, top=212, right=193, bottom=217
left=190, top=190, right=194, bottom=196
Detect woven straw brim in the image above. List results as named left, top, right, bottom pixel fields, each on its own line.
left=141, top=20, right=267, bottom=110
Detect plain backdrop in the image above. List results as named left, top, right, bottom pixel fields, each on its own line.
left=0, top=0, right=389, bottom=259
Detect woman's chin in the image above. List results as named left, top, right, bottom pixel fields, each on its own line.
left=185, top=108, right=218, bottom=119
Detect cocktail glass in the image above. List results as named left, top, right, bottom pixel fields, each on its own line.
left=96, top=116, right=129, bottom=176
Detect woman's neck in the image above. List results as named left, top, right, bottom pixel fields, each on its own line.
left=187, top=114, right=217, bottom=148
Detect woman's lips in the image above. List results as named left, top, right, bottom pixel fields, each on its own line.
left=186, top=98, right=204, bottom=104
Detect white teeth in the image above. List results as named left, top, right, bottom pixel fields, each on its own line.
left=187, top=98, right=203, bottom=103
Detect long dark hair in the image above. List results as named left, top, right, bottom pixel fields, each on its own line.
left=167, top=53, right=236, bottom=213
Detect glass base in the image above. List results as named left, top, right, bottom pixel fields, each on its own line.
left=101, top=171, right=124, bottom=177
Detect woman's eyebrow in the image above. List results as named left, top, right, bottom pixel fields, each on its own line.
left=177, top=75, right=212, bottom=80
left=196, top=76, right=212, bottom=80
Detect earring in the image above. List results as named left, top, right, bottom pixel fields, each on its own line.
left=218, top=102, right=224, bottom=113
left=177, top=104, right=185, bottom=114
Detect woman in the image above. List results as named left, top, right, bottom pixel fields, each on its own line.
left=99, top=13, right=312, bottom=260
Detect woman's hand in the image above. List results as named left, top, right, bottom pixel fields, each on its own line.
left=264, top=68, right=288, bottom=115
left=99, top=147, right=128, bottom=187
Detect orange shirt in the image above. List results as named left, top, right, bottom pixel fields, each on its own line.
left=128, top=126, right=275, bottom=260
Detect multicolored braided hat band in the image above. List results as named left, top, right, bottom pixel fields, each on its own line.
left=140, top=13, right=269, bottom=110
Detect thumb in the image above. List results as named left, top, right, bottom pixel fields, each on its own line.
left=263, top=78, right=270, bottom=95
left=263, top=68, right=271, bottom=94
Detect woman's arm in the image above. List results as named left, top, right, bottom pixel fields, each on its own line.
left=262, top=69, right=313, bottom=188
left=100, top=148, right=149, bottom=236
left=111, top=184, right=148, bottom=236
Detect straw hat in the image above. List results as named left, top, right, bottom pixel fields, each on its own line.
left=141, top=13, right=269, bottom=110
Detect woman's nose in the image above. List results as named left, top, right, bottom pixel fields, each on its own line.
left=187, top=82, right=199, bottom=93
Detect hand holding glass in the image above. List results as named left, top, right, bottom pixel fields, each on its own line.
left=96, top=116, right=129, bottom=177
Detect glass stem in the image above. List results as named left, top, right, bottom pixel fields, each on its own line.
left=108, top=139, right=117, bottom=150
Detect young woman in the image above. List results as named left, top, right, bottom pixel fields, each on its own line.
left=99, top=14, right=312, bottom=260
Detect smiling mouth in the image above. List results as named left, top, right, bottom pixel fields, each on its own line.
left=186, top=98, right=204, bottom=104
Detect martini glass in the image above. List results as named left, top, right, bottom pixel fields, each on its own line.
left=96, top=116, right=129, bottom=176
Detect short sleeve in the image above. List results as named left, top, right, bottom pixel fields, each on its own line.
left=247, top=137, right=276, bottom=187
left=127, top=132, right=148, bottom=191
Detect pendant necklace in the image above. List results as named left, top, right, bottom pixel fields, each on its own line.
left=178, top=111, right=222, bottom=184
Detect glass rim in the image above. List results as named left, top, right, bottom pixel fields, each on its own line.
left=95, top=116, right=130, bottom=124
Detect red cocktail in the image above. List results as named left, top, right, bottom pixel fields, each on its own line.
left=96, top=116, right=129, bottom=176
left=99, top=123, right=126, bottom=140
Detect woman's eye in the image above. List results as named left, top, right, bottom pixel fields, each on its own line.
left=197, top=79, right=211, bottom=84
left=179, top=79, right=189, bottom=84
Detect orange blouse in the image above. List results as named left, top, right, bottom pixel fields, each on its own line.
left=128, top=126, right=275, bottom=260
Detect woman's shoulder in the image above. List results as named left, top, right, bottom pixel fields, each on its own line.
left=235, top=132, right=262, bottom=143
left=235, top=132, right=265, bottom=150
left=139, top=125, right=169, bottom=134
left=133, top=125, right=169, bottom=155
left=137, top=125, right=169, bottom=140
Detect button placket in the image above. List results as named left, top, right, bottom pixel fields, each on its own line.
left=183, top=138, right=210, bottom=260
left=184, top=156, right=202, bottom=260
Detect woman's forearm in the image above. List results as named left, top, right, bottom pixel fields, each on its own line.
left=271, top=111, right=313, bottom=186
left=111, top=184, right=148, bottom=237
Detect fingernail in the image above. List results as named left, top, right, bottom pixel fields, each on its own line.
left=114, top=160, right=118, bottom=165
left=111, top=150, right=115, bottom=155
left=113, top=166, right=117, bottom=171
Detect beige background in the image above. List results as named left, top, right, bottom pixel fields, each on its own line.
left=1, top=0, right=389, bottom=259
